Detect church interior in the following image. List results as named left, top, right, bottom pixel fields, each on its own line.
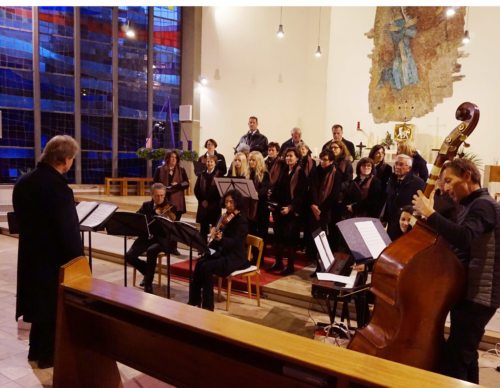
left=1, top=5, right=500, bottom=387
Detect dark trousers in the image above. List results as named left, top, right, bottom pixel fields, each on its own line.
left=29, top=320, right=56, bottom=361
left=125, top=237, right=163, bottom=287
left=441, top=300, right=496, bottom=383
left=272, top=213, right=300, bottom=269
left=188, top=256, right=228, bottom=311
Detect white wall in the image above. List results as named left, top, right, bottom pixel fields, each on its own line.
left=200, top=6, right=329, bottom=158
left=200, top=6, right=500, bottom=167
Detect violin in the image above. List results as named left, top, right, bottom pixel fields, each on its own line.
left=154, top=202, right=176, bottom=221
left=207, top=211, right=236, bottom=245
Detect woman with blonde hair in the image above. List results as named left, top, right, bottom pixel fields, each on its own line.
left=248, top=151, right=270, bottom=241
left=227, top=151, right=249, bottom=179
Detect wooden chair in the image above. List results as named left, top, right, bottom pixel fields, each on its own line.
left=217, top=234, right=264, bottom=311
left=484, top=165, right=500, bottom=201
left=132, top=253, right=166, bottom=287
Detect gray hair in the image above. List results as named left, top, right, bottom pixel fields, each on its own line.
left=40, top=135, right=79, bottom=166
left=396, top=153, right=413, bottom=167
left=151, top=182, right=167, bottom=192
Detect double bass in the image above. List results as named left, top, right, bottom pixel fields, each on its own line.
left=348, top=102, right=480, bottom=371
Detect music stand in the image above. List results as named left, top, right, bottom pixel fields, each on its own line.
left=336, top=217, right=391, bottom=263
left=153, top=216, right=187, bottom=298
left=155, top=218, right=208, bottom=283
left=214, top=177, right=259, bottom=219
left=214, top=177, right=258, bottom=199
left=105, top=212, right=150, bottom=287
left=79, top=202, right=117, bottom=271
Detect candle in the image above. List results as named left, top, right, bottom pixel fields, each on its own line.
left=188, top=140, right=192, bottom=151
left=357, top=121, right=360, bottom=129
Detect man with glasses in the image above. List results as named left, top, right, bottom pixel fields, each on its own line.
left=382, top=154, right=425, bottom=239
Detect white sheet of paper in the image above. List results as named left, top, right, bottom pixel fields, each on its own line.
left=316, top=272, right=356, bottom=288
left=80, top=203, right=117, bottom=228
left=354, top=220, right=387, bottom=259
left=76, top=201, right=98, bottom=222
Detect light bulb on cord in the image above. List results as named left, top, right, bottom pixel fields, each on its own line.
left=276, top=24, right=284, bottom=39
left=446, top=7, right=456, bottom=17
left=462, top=30, right=470, bottom=44
left=315, top=45, right=322, bottom=58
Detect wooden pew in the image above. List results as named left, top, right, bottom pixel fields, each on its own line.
left=104, top=177, right=154, bottom=196
left=53, top=257, right=477, bottom=388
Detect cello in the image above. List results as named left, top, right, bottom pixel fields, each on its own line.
left=348, top=102, right=480, bottom=372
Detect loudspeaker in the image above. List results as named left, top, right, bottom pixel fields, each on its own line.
left=179, top=105, right=192, bottom=122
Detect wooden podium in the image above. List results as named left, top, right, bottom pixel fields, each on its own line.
left=53, top=257, right=474, bottom=388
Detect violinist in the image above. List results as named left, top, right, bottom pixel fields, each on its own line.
left=413, top=158, right=500, bottom=383
left=188, top=189, right=249, bottom=311
left=125, top=183, right=176, bottom=293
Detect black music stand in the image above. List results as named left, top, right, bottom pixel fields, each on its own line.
left=214, top=177, right=259, bottom=219
left=214, top=177, right=258, bottom=200
left=155, top=217, right=207, bottom=283
left=105, top=212, right=150, bottom=287
left=336, top=217, right=391, bottom=262
left=79, top=202, right=118, bottom=271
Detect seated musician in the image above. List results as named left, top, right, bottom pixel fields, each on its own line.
left=413, top=158, right=500, bottom=383
left=188, top=189, right=249, bottom=311
left=125, top=183, right=176, bottom=293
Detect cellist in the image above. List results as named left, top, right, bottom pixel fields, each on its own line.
left=413, top=158, right=500, bottom=383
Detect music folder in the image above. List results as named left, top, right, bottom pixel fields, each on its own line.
left=336, top=217, right=391, bottom=262
left=77, top=201, right=118, bottom=231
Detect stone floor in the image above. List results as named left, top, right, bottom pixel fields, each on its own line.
left=1, top=233, right=499, bottom=387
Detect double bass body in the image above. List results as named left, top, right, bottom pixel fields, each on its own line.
left=348, top=222, right=465, bottom=371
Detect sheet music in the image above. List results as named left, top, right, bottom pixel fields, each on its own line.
left=314, top=231, right=334, bottom=271
left=80, top=203, right=118, bottom=229
left=354, top=220, right=387, bottom=259
left=76, top=201, right=98, bottom=223
left=316, top=271, right=357, bottom=288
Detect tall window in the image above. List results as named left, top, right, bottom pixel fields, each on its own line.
left=0, top=6, right=182, bottom=183
left=0, top=7, right=35, bottom=182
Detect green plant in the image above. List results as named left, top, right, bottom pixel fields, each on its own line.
left=380, top=131, right=394, bottom=149
left=458, top=147, right=483, bottom=171
left=136, top=147, right=198, bottom=162
left=179, top=149, right=199, bottom=162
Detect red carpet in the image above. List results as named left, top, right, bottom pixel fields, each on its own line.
left=170, top=248, right=314, bottom=294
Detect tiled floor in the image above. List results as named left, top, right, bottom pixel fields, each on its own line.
left=1, top=233, right=499, bottom=387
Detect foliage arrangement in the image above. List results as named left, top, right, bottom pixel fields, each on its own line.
left=380, top=131, right=394, bottom=149
left=136, top=148, right=199, bottom=162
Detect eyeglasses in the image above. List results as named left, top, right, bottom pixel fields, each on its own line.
left=331, top=146, right=340, bottom=149
left=320, top=158, right=330, bottom=162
